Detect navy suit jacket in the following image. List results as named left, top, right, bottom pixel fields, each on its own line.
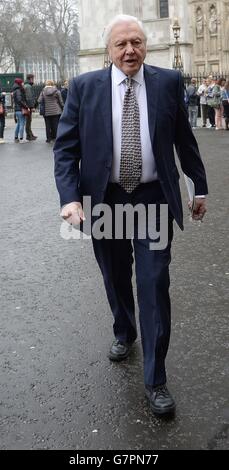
left=54, top=64, right=208, bottom=229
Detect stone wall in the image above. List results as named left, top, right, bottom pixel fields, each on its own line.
left=78, top=0, right=228, bottom=74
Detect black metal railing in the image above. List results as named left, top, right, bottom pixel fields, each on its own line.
left=183, top=72, right=229, bottom=87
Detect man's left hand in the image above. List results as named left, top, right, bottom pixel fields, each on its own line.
left=191, top=197, right=207, bottom=221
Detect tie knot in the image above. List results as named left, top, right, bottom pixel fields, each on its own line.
left=125, top=77, right=133, bottom=88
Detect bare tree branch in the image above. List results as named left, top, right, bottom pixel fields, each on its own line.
left=0, top=0, right=79, bottom=79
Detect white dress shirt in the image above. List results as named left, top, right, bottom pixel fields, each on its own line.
left=110, top=64, right=158, bottom=183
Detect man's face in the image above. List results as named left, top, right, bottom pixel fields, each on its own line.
left=108, top=22, right=147, bottom=76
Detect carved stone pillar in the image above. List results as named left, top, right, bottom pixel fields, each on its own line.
left=208, top=3, right=218, bottom=56
left=189, top=0, right=225, bottom=73
left=195, top=5, right=204, bottom=58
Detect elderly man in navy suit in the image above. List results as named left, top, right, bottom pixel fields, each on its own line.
left=54, top=15, right=208, bottom=416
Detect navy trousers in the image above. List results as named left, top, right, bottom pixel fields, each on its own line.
left=92, top=181, right=174, bottom=387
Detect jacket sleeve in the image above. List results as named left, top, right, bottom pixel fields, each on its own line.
left=174, top=72, right=208, bottom=195
left=15, top=88, right=28, bottom=109
left=213, top=85, right=221, bottom=98
left=38, top=91, right=44, bottom=103
left=24, top=85, right=33, bottom=107
left=54, top=78, right=81, bottom=206
left=56, top=90, right=64, bottom=109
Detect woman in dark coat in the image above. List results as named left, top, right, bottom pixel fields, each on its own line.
left=12, top=78, right=30, bottom=143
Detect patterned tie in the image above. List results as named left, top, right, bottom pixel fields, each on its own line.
left=119, top=77, right=142, bottom=193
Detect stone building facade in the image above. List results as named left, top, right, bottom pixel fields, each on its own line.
left=78, top=0, right=229, bottom=74
left=190, top=0, right=229, bottom=73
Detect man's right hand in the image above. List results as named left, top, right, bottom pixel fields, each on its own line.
left=60, top=202, right=85, bottom=226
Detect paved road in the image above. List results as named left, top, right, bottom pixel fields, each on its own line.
left=0, top=118, right=228, bottom=450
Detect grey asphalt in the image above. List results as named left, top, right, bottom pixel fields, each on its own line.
left=0, top=118, right=228, bottom=450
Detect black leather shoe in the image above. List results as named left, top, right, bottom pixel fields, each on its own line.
left=145, top=384, right=176, bottom=416
left=108, top=339, right=133, bottom=362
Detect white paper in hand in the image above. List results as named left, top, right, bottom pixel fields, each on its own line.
left=183, top=174, right=195, bottom=215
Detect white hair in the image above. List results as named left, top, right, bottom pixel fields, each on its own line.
left=104, top=14, right=147, bottom=46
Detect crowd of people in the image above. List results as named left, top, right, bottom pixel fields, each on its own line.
left=185, top=75, right=229, bottom=130
left=0, top=75, right=69, bottom=144
left=1, top=71, right=229, bottom=145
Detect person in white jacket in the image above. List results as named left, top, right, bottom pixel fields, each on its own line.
left=197, top=78, right=208, bottom=127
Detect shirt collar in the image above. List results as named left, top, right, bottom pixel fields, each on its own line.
left=112, top=64, right=144, bottom=86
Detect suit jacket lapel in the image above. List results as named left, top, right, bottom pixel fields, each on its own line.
left=144, top=64, right=159, bottom=146
left=96, top=67, right=113, bottom=151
